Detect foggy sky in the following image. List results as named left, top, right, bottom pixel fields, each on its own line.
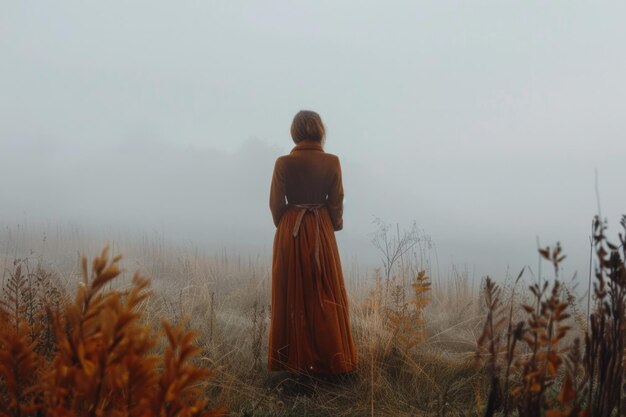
left=1, top=1, right=625, bottom=281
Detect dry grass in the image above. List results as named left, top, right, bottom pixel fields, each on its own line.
left=2, top=215, right=624, bottom=416
left=1, top=223, right=484, bottom=416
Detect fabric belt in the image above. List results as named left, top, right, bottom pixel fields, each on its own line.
left=291, top=203, right=326, bottom=310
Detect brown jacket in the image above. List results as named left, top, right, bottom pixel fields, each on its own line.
left=270, top=140, right=344, bottom=230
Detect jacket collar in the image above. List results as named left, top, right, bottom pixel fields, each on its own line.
left=291, top=140, right=324, bottom=153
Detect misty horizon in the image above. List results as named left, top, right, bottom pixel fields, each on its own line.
left=2, top=1, right=626, bottom=284
left=1, top=135, right=620, bottom=284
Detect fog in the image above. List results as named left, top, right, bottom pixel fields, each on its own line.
left=1, top=1, right=625, bottom=282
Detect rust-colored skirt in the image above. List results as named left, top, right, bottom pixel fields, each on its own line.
left=268, top=205, right=357, bottom=374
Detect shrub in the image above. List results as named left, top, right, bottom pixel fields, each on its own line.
left=0, top=247, right=226, bottom=417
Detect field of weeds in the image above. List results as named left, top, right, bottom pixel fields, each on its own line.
left=1, top=216, right=625, bottom=417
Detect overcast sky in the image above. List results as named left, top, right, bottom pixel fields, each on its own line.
left=1, top=1, right=625, bottom=282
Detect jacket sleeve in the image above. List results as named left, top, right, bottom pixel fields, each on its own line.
left=326, top=156, right=344, bottom=231
left=269, top=158, right=287, bottom=227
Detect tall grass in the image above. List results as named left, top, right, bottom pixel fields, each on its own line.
left=2, top=215, right=624, bottom=416
left=1, top=222, right=482, bottom=416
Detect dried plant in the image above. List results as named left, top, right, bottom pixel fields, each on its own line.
left=512, top=278, right=571, bottom=417
left=249, top=299, right=268, bottom=371
left=370, top=219, right=427, bottom=288
left=545, top=337, right=587, bottom=417
left=0, top=247, right=226, bottom=417
left=1, top=262, right=28, bottom=332
left=153, top=321, right=225, bottom=417
left=385, top=270, right=431, bottom=352
left=477, top=216, right=626, bottom=417
left=475, top=277, right=506, bottom=416
left=584, top=215, right=626, bottom=416
left=476, top=244, right=585, bottom=417
left=361, top=269, right=384, bottom=316
left=0, top=293, right=41, bottom=416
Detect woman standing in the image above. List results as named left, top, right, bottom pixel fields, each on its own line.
left=268, top=110, right=357, bottom=375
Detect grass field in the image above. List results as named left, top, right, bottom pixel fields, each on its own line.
left=1, top=216, right=624, bottom=416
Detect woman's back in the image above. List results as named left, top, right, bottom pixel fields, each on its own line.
left=270, top=139, right=343, bottom=231
left=268, top=111, right=356, bottom=375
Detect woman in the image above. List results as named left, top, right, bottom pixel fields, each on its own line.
left=268, top=110, right=357, bottom=375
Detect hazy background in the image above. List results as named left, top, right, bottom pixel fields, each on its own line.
left=1, top=1, right=625, bottom=282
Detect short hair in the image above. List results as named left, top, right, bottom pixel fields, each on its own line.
left=290, top=110, right=326, bottom=143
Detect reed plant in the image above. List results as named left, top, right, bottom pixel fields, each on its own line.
left=476, top=215, right=626, bottom=417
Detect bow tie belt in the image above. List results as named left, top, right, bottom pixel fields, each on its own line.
left=291, top=203, right=327, bottom=310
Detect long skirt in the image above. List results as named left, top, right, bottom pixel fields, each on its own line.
left=268, top=206, right=357, bottom=374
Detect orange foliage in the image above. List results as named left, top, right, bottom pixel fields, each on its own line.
left=0, top=247, right=226, bottom=417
